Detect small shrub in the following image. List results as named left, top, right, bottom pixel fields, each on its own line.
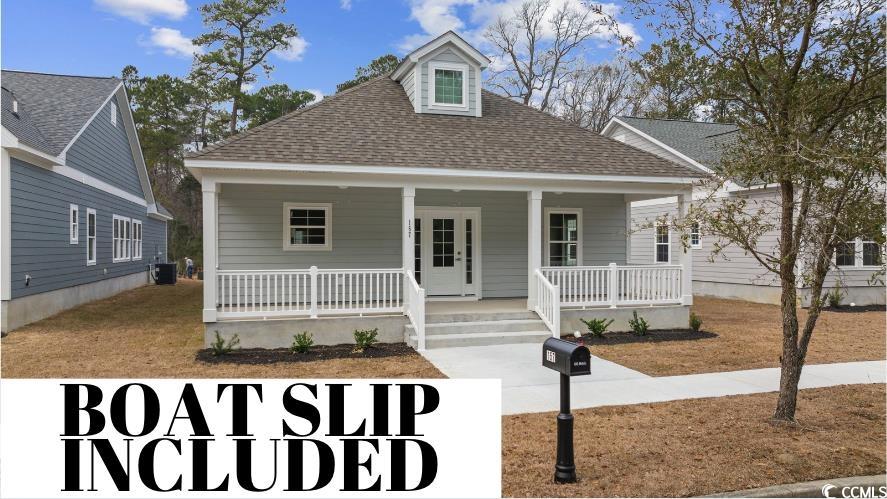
left=579, top=318, right=615, bottom=338
left=689, top=312, right=703, bottom=332
left=210, top=331, right=240, bottom=356
left=291, top=331, right=314, bottom=354
left=353, top=328, right=379, bottom=353
left=628, top=311, right=649, bottom=336
left=826, top=286, right=844, bottom=308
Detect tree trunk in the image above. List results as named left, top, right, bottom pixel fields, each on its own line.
left=229, top=77, right=241, bottom=135
left=774, top=179, right=801, bottom=422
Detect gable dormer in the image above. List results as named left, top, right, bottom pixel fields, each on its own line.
left=391, top=31, right=490, bottom=118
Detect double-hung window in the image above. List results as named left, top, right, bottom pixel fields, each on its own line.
left=283, top=203, right=331, bottom=251
left=655, top=223, right=670, bottom=263
left=132, top=220, right=143, bottom=260
left=86, top=208, right=96, bottom=266
left=690, top=222, right=701, bottom=249
left=545, top=209, right=582, bottom=266
left=836, top=235, right=884, bottom=268
left=429, top=62, right=468, bottom=110
left=112, top=215, right=131, bottom=262
left=69, top=204, right=79, bottom=244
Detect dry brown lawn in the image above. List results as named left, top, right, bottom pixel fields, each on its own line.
left=503, top=384, right=886, bottom=497
left=589, top=296, right=886, bottom=376
left=0, top=280, right=444, bottom=378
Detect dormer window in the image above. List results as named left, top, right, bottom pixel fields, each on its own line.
left=429, top=62, right=468, bottom=110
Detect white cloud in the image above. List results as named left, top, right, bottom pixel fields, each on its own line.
left=94, top=0, right=188, bottom=24
left=274, top=36, right=309, bottom=61
left=145, top=27, right=202, bottom=58
left=306, top=89, right=325, bottom=103
left=340, top=0, right=353, bottom=10
left=398, top=0, right=639, bottom=54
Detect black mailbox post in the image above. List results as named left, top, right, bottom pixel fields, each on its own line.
left=542, top=337, right=591, bottom=483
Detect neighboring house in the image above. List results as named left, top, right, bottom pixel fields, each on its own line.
left=602, top=116, right=885, bottom=306
left=184, top=31, right=703, bottom=350
left=1, top=70, right=172, bottom=333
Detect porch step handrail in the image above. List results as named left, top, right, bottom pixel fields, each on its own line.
left=540, top=263, right=683, bottom=308
left=404, top=271, right=426, bottom=350
left=533, top=269, right=560, bottom=337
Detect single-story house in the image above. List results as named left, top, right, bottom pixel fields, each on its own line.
left=602, top=116, right=885, bottom=306
left=184, top=31, right=703, bottom=350
left=1, top=70, right=172, bottom=333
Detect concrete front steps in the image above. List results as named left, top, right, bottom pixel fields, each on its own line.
left=405, top=310, right=552, bottom=349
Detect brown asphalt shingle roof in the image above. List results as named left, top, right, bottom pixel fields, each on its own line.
left=189, top=77, right=702, bottom=178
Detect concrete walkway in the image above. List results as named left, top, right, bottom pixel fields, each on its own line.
left=420, top=344, right=886, bottom=415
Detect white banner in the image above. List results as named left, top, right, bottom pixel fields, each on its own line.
left=0, top=379, right=501, bottom=498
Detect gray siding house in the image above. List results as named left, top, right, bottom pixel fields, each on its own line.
left=185, top=32, right=703, bottom=350
left=602, top=116, right=885, bottom=306
left=1, top=70, right=172, bottom=332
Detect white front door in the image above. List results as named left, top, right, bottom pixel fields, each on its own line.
left=416, top=208, right=480, bottom=297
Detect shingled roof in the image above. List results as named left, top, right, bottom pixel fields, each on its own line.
left=189, top=77, right=702, bottom=179
left=615, top=116, right=739, bottom=170
left=1, top=70, right=121, bottom=156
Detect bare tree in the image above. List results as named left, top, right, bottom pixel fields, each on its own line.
left=551, top=59, right=646, bottom=131
left=484, top=0, right=611, bottom=112
left=631, top=0, right=885, bottom=422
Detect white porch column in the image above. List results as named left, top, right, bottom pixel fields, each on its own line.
left=202, top=179, right=218, bottom=322
left=527, top=190, right=542, bottom=310
left=402, top=187, right=415, bottom=275
left=677, top=191, right=693, bottom=305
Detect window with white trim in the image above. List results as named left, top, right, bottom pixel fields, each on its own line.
left=545, top=209, right=582, bottom=266
left=110, top=101, right=117, bottom=126
left=69, top=204, right=79, bottom=244
left=132, top=219, right=143, bottom=260
left=112, top=215, right=131, bottom=262
left=283, top=203, right=331, bottom=251
left=86, top=208, right=97, bottom=266
left=429, top=62, right=468, bottom=109
left=835, top=240, right=856, bottom=267
left=836, top=236, right=884, bottom=268
left=690, top=222, right=701, bottom=249
left=655, top=223, right=670, bottom=263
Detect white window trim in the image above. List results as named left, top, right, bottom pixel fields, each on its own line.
left=836, top=238, right=884, bottom=269
left=282, top=202, right=332, bottom=251
left=654, top=222, right=671, bottom=264
left=428, top=61, right=469, bottom=111
left=69, top=204, right=79, bottom=244
left=543, top=208, right=583, bottom=266
left=112, top=214, right=132, bottom=263
left=690, top=222, right=701, bottom=249
left=110, top=101, right=117, bottom=126
left=86, top=208, right=97, bottom=266
left=132, top=219, right=143, bottom=261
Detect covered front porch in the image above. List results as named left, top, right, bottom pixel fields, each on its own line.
left=197, top=168, right=695, bottom=349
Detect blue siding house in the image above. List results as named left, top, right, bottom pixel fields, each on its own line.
left=1, top=70, right=172, bottom=332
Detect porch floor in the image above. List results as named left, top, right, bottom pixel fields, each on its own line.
left=426, top=298, right=528, bottom=315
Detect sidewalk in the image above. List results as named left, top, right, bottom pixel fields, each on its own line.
left=420, top=345, right=886, bottom=414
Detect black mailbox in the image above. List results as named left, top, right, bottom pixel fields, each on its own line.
left=543, top=337, right=591, bottom=376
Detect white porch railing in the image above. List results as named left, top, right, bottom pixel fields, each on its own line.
left=404, top=271, right=426, bottom=350
left=216, top=267, right=405, bottom=319
left=533, top=269, right=560, bottom=337
left=541, top=263, right=683, bottom=308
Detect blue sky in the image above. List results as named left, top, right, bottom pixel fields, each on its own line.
left=1, top=0, right=655, bottom=98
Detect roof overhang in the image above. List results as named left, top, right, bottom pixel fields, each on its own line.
left=1, top=125, right=63, bottom=168
left=601, top=117, right=715, bottom=176
left=185, top=159, right=697, bottom=197
left=391, top=31, right=491, bottom=81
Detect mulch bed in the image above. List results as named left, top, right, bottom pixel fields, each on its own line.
left=822, top=304, right=886, bottom=313
left=196, top=342, right=416, bottom=365
left=561, top=329, right=717, bottom=346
